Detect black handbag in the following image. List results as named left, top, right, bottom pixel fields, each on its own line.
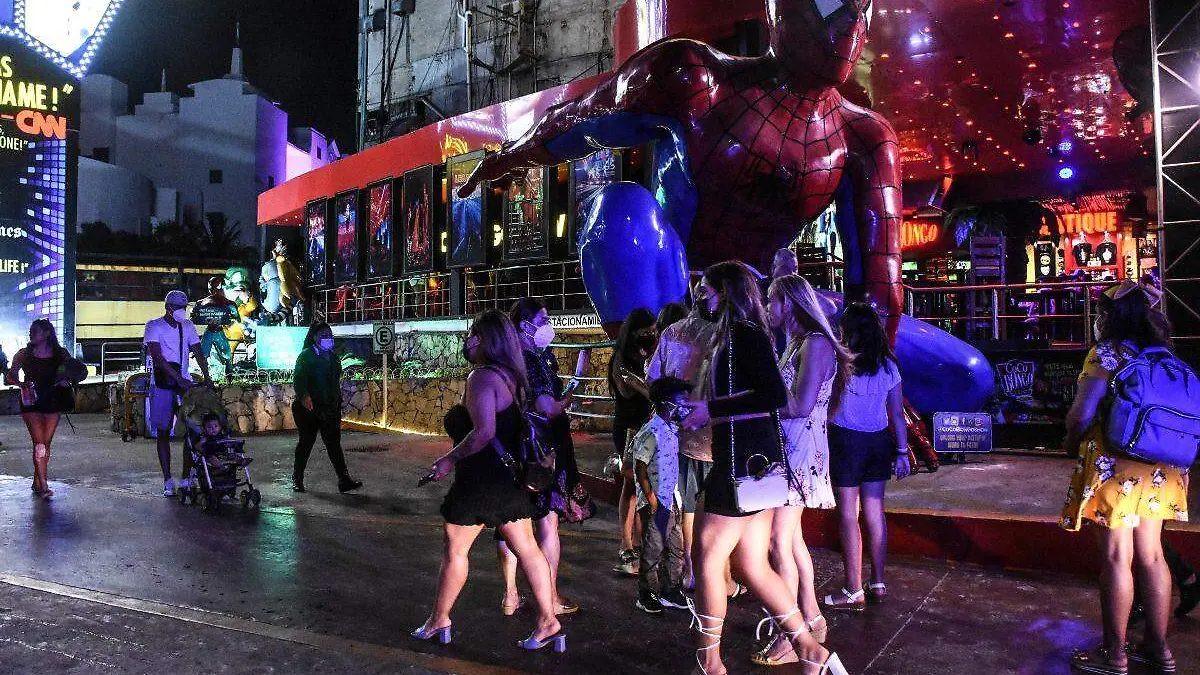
left=152, top=322, right=187, bottom=390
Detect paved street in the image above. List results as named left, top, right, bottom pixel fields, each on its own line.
left=0, top=414, right=1196, bottom=674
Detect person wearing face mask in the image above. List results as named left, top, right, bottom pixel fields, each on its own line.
left=144, top=290, right=212, bottom=497
left=607, top=307, right=658, bottom=576
left=495, top=297, right=580, bottom=617
left=290, top=322, right=362, bottom=494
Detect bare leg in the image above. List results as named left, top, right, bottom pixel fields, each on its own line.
left=497, top=519, right=562, bottom=640
left=693, top=511, right=745, bottom=675
left=496, top=537, right=520, bottom=609
left=35, top=414, right=59, bottom=496
left=835, top=486, right=864, bottom=591
left=792, top=511, right=820, bottom=621
left=769, top=506, right=802, bottom=600
left=860, top=481, right=888, bottom=586
left=422, top=523, right=484, bottom=631
left=682, top=511, right=696, bottom=587
left=1097, top=525, right=1134, bottom=667
left=20, top=413, right=43, bottom=491
left=731, top=511, right=829, bottom=668
left=156, top=430, right=173, bottom=481
left=534, top=511, right=568, bottom=606
left=619, top=465, right=637, bottom=551
left=1132, top=519, right=1173, bottom=661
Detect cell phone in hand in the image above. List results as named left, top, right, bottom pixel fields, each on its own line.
left=562, top=377, right=581, bottom=397
left=417, top=471, right=437, bottom=487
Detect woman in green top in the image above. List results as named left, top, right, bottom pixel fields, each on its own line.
left=291, top=322, right=362, bottom=493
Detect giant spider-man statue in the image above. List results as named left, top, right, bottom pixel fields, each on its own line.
left=465, top=0, right=902, bottom=332
left=464, top=0, right=992, bottom=437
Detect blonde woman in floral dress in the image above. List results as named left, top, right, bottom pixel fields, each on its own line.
left=752, top=274, right=851, bottom=666
left=1062, top=282, right=1186, bottom=675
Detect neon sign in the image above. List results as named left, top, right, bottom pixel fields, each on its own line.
left=4, top=0, right=125, bottom=79
left=0, top=36, right=79, bottom=353
left=1060, top=211, right=1118, bottom=235
left=901, top=220, right=941, bottom=250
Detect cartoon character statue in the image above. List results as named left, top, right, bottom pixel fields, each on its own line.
left=222, top=266, right=260, bottom=355
left=260, top=239, right=305, bottom=324
left=463, top=0, right=902, bottom=338
left=192, top=276, right=239, bottom=375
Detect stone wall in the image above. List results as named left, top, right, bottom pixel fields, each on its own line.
left=0, top=381, right=110, bottom=416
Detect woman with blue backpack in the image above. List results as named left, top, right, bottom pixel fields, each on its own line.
left=1062, top=280, right=1199, bottom=675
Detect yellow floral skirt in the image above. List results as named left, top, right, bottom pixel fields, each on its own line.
left=1060, top=425, right=1189, bottom=532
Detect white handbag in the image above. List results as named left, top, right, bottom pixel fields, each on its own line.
left=724, top=329, right=793, bottom=514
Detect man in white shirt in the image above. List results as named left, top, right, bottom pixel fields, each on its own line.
left=144, top=290, right=211, bottom=497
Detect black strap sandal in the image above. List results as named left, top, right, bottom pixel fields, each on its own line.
left=1126, top=645, right=1176, bottom=673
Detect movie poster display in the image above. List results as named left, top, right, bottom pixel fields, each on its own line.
left=402, top=165, right=435, bottom=275
left=503, top=166, right=549, bottom=262
left=305, top=199, right=328, bottom=285
left=446, top=151, right=487, bottom=268
left=569, top=148, right=619, bottom=253
left=0, top=37, right=80, bottom=353
left=333, top=190, right=359, bottom=284
left=365, top=179, right=393, bottom=278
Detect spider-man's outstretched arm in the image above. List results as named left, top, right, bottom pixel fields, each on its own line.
left=460, top=41, right=708, bottom=196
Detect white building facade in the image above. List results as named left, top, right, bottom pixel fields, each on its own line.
left=78, top=47, right=340, bottom=247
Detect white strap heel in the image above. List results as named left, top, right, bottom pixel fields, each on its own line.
left=688, top=599, right=726, bottom=675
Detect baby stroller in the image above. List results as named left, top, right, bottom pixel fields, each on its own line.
left=177, top=389, right=261, bottom=512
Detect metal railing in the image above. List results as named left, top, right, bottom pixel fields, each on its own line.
left=99, top=341, right=144, bottom=382
left=465, top=261, right=590, bottom=315
left=904, top=280, right=1115, bottom=345
left=313, top=273, right=453, bottom=324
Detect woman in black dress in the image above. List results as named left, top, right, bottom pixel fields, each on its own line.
left=680, top=262, right=846, bottom=675
left=608, top=307, right=657, bottom=575
left=496, top=297, right=580, bottom=616
left=5, top=319, right=82, bottom=498
left=414, top=310, right=565, bottom=652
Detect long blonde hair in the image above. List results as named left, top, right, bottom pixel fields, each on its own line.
left=768, top=274, right=853, bottom=378
left=468, top=309, right=529, bottom=396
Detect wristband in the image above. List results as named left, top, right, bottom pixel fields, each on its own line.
left=896, top=448, right=909, bottom=455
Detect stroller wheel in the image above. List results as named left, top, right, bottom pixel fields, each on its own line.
left=178, top=488, right=189, bottom=505
left=239, top=490, right=250, bottom=509
left=250, top=489, right=261, bottom=507
left=198, top=492, right=214, bottom=512
left=121, top=432, right=131, bottom=442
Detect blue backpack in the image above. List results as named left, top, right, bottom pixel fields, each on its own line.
left=1104, top=344, right=1200, bottom=468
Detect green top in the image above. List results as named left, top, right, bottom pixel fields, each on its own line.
left=293, top=347, right=342, bottom=414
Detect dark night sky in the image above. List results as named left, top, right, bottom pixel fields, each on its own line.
left=89, top=0, right=358, bottom=150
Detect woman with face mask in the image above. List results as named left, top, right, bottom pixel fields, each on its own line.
left=678, top=261, right=846, bottom=675
left=608, top=307, right=658, bottom=578
left=291, top=322, right=362, bottom=494
left=495, top=297, right=580, bottom=618
left=414, top=310, right=565, bottom=652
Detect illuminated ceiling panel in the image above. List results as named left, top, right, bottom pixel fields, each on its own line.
left=2, top=0, right=124, bottom=78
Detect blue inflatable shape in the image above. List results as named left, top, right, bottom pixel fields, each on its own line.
left=580, top=182, right=690, bottom=326
left=894, top=314, right=994, bottom=414
left=812, top=291, right=994, bottom=414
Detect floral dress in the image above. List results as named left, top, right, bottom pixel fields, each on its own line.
left=1060, top=342, right=1189, bottom=531
left=779, top=337, right=837, bottom=509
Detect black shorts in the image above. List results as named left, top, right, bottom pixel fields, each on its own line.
left=829, top=424, right=895, bottom=488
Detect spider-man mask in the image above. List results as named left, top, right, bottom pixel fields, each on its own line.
left=768, top=0, right=872, bottom=86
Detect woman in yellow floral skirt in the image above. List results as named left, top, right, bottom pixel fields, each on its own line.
left=1062, top=282, right=1186, bottom=675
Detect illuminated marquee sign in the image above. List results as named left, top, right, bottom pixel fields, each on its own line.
left=0, top=34, right=79, bottom=353
left=1059, top=211, right=1118, bottom=235
left=901, top=220, right=941, bottom=250
left=2, top=1, right=125, bottom=78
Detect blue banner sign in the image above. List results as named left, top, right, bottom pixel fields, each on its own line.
left=933, top=412, right=993, bottom=454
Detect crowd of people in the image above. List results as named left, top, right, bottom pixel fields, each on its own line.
left=1, top=254, right=1194, bottom=674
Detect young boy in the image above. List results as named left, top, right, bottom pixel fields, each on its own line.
left=196, top=412, right=246, bottom=467
left=630, top=376, right=692, bottom=614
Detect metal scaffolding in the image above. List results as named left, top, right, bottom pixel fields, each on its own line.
left=1151, top=0, right=1200, bottom=361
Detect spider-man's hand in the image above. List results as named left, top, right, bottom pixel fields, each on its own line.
left=579, top=182, right=689, bottom=334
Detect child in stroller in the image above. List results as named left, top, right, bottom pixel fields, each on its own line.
left=179, top=403, right=261, bottom=511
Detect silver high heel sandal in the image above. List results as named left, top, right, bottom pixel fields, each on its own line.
left=516, top=629, right=567, bottom=652
left=687, top=599, right=727, bottom=675
left=781, top=618, right=849, bottom=675
left=410, top=623, right=452, bottom=644
left=753, top=608, right=831, bottom=665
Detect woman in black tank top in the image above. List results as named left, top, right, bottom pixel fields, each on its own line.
left=4, top=319, right=80, bottom=498
left=413, top=310, right=568, bottom=654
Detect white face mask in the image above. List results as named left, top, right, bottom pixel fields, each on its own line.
left=317, top=338, right=335, bottom=352
left=1093, top=318, right=1102, bottom=342
left=171, top=308, right=187, bottom=322
left=526, top=322, right=555, bottom=349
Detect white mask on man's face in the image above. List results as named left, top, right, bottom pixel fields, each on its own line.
left=171, top=308, right=187, bottom=322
